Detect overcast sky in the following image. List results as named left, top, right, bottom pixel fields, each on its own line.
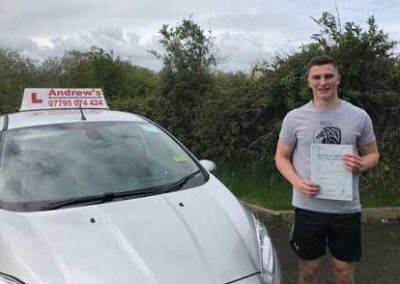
left=1, top=0, right=399, bottom=72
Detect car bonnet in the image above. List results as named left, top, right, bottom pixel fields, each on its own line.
left=0, top=175, right=261, bottom=284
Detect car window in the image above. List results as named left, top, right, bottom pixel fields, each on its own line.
left=0, top=121, right=202, bottom=206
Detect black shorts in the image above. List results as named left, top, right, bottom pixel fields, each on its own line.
left=289, top=208, right=361, bottom=262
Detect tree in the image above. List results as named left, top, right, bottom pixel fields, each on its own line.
left=311, top=12, right=399, bottom=102
left=150, top=19, right=217, bottom=148
left=0, top=48, right=37, bottom=114
left=270, top=12, right=400, bottom=191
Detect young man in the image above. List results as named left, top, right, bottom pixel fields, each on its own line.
left=275, top=56, right=379, bottom=284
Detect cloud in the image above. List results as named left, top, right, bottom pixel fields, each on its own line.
left=0, top=0, right=399, bottom=71
left=215, top=30, right=310, bottom=72
left=22, top=27, right=163, bottom=70
left=0, top=34, right=40, bottom=58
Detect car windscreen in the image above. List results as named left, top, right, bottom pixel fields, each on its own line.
left=0, top=121, right=204, bottom=211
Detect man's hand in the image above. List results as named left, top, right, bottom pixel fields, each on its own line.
left=293, top=179, right=320, bottom=198
left=343, top=141, right=380, bottom=174
left=343, top=153, right=363, bottom=173
left=275, top=139, right=321, bottom=198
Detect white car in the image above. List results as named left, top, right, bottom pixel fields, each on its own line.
left=0, top=88, right=282, bottom=284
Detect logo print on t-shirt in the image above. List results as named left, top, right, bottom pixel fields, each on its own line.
left=313, top=127, right=342, bottom=144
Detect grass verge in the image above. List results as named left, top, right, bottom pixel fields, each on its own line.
left=214, top=160, right=292, bottom=210
left=213, top=160, right=400, bottom=210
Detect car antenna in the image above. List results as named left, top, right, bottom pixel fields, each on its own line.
left=79, top=102, right=87, bottom=121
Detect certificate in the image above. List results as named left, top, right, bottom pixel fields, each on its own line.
left=311, top=144, right=353, bottom=201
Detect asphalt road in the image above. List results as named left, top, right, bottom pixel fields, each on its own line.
left=266, top=221, right=400, bottom=283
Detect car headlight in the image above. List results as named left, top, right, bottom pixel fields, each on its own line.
left=253, top=216, right=282, bottom=284
left=0, top=272, right=26, bottom=284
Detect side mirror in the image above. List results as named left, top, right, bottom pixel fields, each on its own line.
left=199, top=160, right=216, bottom=172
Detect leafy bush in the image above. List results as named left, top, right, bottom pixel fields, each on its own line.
left=1, top=13, right=399, bottom=203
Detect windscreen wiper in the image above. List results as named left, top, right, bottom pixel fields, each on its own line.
left=163, top=170, right=202, bottom=193
left=42, top=188, right=162, bottom=210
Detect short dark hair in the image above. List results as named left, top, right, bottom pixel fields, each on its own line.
left=307, top=55, right=338, bottom=71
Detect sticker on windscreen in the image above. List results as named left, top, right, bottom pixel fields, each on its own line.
left=141, top=125, right=160, bottom=133
left=174, top=155, right=189, bottom=162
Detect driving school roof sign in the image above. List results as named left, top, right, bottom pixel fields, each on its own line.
left=20, top=88, right=109, bottom=111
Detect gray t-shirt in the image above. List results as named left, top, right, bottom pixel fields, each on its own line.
left=279, top=100, right=375, bottom=213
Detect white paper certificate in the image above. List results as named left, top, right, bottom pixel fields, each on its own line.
left=311, top=144, right=353, bottom=201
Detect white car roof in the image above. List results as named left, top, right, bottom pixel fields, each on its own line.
left=3, top=109, right=148, bottom=130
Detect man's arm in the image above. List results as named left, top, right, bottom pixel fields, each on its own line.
left=342, top=140, right=380, bottom=173
left=275, top=139, right=319, bottom=198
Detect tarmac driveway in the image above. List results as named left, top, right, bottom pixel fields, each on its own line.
left=267, top=221, right=400, bottom=283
